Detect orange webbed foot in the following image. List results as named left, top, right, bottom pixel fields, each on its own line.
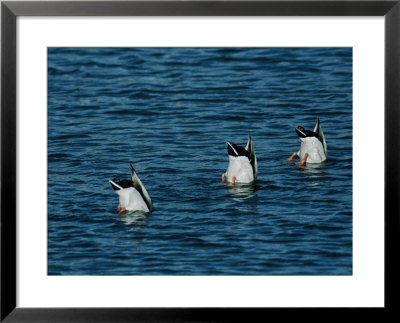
left=287, top=152, right=297, bottom=162
left=117, top=204, right=126, bottom=214
left=295, top=153, right=309, bottom=166
left=232, top=176, right=236, bottom=185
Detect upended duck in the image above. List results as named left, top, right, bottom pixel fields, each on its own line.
left=222, top=136, right=257, bottom=185
left=287, top=117, right=327, bottom=166
left=109, top=164, right=153, bottom=214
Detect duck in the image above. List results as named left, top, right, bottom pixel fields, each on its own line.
left=222, top=136, right=257, bottom=185
left=287, top=117, right=327, bottom=166
left=109, top=164, right=153, bottom=214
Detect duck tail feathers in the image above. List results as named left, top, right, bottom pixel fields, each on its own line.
left=130, top=164, right=153, bottom=212
left=246, top=136, right=255, bottom=157
left=226, top=142, right=239, bottom=156
left=313, top=117, right=320, bottom=133
left=245, top=135, right=252, bottom=152
left=245, top=136, right=257, bottom=180
left=313, top=118, right=327, bottom=157
left=109, top=180, right=123, bottom=191
left=130, top=164, right=136, bottom=176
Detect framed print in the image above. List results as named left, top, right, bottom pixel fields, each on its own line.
left=1, top=0, right=399, bottom=321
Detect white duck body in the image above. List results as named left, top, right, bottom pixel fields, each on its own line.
left=109, top=164, right=153, bottom=212
left=226, top=155, right=255, bottom=183
left=115, top=186, right=150, bottom=212
left=225, top=136, right=257, bottom=184
left=296, top=118, right=327, bottom=164
left=298, top=137, right=327, bottom=163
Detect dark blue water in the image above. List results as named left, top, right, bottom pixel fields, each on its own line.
left=48, top=47, right=352, bottom=275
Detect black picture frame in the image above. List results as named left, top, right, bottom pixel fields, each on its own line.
left=1, top=1, right=399, bottom=321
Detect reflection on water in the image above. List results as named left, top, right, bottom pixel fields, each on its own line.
left=298, top=162, right=328, bottom=188
left=119, top=211, right=150, bottom=231
left=299, top=161, right=328, bottom=175
left=225, top=182, right=260, bottom=201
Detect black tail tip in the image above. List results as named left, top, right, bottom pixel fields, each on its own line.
left=109, top=180, right=119, bottom=191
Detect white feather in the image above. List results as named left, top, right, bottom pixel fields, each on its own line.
left=313, top=119, right=328, bottom=158
left=246, top=137, right=258, bottom=179
left=131, top=172, right=152, bottom=210
left=116, top=187, right=150, bottom=212
left=298, top=137, right=327, bottom=163
left=226, top=155, right=255, bottom=183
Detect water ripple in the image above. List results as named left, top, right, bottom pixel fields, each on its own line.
left=48, top=47, right=352, bottom=275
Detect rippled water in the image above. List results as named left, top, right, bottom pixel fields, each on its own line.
left=48, top=47, right=352, bottom=275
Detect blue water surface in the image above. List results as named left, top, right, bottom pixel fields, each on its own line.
left=48, top=47, right=352, bottom=275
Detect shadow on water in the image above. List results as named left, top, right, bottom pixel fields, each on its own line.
left=119, top=210, right=150, bottom=231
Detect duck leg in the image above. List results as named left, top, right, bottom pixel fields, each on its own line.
left=222, top=172, right=227, bottom=184
left=117, top=204, right=127, bottom=214
left=232, top=176, right=236, bottom=185
left=287, top=152, right=297, bottom=162
left=295, top=153, right=309, bottom=166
